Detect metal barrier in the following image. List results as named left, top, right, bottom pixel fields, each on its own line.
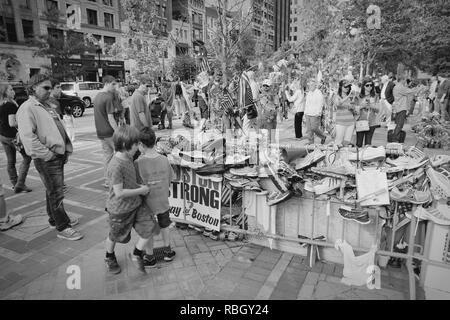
left=221, top=192, right=450, bottom=301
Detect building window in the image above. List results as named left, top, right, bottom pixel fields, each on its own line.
left=47, top=27, right=63, bottom=41
left=22, top=19, right=34, bottom=39
left=104, top=13, right=114, bottom=28
left=87, top=9, right=98, bottom=25
left=104, top=36, right=115, bottom=45
left=0, top=17, right=17, bottom=42
left=46, top=0, right=58, bottom=12
left=102, top=0, right=113, bottom=6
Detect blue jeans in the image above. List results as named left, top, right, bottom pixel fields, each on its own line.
left=34, top=155, right=70, bottom=231
left=0, top=135, right=31, bottom=188
left=393, top=110, right=407, bottom=143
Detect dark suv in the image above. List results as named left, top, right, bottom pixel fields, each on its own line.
left=10, top=84, right=85, bottom=118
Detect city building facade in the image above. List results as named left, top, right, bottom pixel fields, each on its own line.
left=172, top=0, right=206, bottom=56
left=0, top=0, right=125, bottom=82
left=289, top=0, right=302, bottom=43
left=234, top=0, right=275, bottom=53
left=274, top=0, right=290, bottom=51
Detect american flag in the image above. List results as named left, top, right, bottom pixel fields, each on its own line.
left=200, top=57, right=211, bottom=73
left=220, top=91, right=235, bottom=116
left=239, top=72, right=256, bottom=110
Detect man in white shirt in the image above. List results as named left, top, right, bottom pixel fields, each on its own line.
left=428, top=75, right=438, bottom=113
left=379, top=75, right=393, bottom=126
left=304, top=79, right=327, bottom=144
left=285, top=81, right=304, bottom=139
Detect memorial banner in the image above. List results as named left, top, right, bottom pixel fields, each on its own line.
left=169, top=167, right=222, bottom=231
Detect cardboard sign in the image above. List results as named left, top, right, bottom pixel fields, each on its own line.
left=66, top=4, right=81, bottom=30
left=169, top=167, right=222, bottom=231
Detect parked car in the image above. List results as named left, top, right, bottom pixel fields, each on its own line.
left=58, top=93, right=85, bottom=118
left=60, top=81, right=103, bottom=108
left=8, top=84, right=85, bottom=118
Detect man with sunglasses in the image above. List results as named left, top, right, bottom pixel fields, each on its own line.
left=17, top=74, right=83, bottom=241
left=392, top=75, right=417, bottom=143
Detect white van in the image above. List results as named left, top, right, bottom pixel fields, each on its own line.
left=60, top=82, right=104, bottom=107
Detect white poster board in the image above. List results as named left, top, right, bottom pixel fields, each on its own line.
left=169, top=167, right=222, bottom=231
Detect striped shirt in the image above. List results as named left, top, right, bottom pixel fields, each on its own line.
left=333, top=94, right=355, bottom=126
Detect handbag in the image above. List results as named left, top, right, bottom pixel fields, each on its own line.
left=355, top=120, right=369, bottom=132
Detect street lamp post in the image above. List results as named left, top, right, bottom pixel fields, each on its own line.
left=96, top=47, right=103, bottom=82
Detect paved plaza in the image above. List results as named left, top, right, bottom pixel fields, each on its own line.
left=0, top=110, right=424, bottom=300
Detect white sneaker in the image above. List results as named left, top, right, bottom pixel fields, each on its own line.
left=413, top=206, right=450, bottom=226
left=348, top=146, right=386, bottom=162
left=293, top=149, right=326, bottom=170
left=386, top=156, right=428, bottom=170
left=430, top=155, right=450, bottom=168
left=313, top=177, right=342, bottom=195
left=57, top=227, right=83, bottom=241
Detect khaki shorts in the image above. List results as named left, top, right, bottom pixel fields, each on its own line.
left=108, top=204, right=155, bottom=244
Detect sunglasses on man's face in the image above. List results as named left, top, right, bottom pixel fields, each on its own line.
left=41, top=86, right=52, bottom=91
left=365, top=84, right=373, bottom=88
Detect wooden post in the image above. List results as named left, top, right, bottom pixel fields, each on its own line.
left=407, top=212, right=417, bottom=300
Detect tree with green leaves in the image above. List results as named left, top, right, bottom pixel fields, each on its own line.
left=32, top=9, right=97, bottom=80
left=171, top=55, right=197, bottom=81
left=205, top=0, right=256, bottom=82
left=289, top=0, right=450, bottom=80
left=105, top=0, right=169, bottom=81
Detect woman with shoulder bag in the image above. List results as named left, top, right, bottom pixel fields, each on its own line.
left=355, top=78, right=380, bottom=147
left=0, top=84, right=32, bottom=193
left=333, top=79, right=357, bottom=146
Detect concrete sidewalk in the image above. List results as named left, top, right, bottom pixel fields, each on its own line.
left=0, top=115, right=426, bottom=300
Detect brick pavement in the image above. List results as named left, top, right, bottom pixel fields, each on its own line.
left=0, top=113, right=427, bottom=300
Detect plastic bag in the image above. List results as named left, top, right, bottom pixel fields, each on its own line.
left=63, top=115, right=75, bottom=143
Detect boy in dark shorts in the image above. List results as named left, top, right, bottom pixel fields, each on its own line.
left=136, top=127, right=176, bottom=266
left=104, top=126, right=155, bottom=274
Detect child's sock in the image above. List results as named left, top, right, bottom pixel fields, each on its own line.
left=133, top=247, right=144, bottom=258
left=106, top=251, right=115, bottom=259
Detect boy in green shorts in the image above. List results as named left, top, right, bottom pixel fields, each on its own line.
left=104, top=126, right=155, bottom=274
left=136, top=127, right=176, bottom=266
